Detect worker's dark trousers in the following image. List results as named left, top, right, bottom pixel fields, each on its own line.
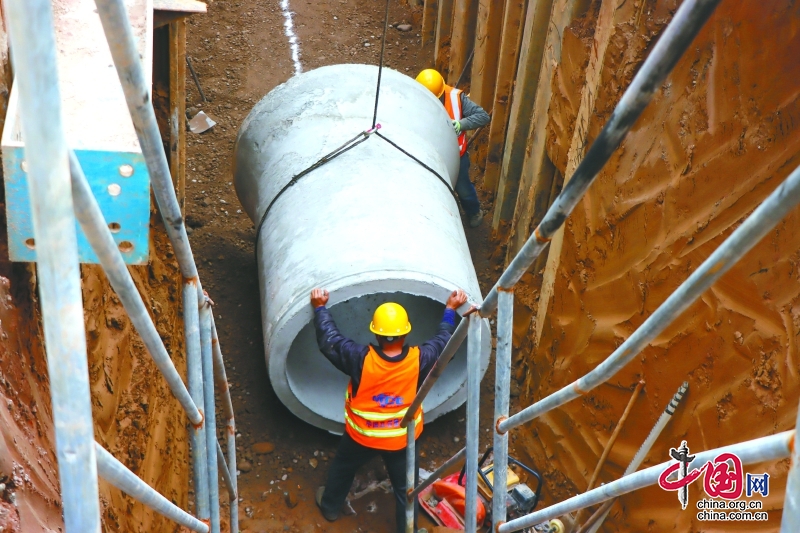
left=321, top=432, right=420, bottom=533
left=455, top=152, right=481, bottom=217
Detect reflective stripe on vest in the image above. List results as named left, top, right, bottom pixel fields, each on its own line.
left=443, top=85, right=468, bottom=156
left=344, top=346, right=424, bottom=450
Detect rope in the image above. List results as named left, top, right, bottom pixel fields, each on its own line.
left=253, top=1, right=462, bottom=259
left=375, top=131, right=459, bottom=204
left=372, top=0, right=392, bottom=128
left=253, top=127, right=379, bottom=260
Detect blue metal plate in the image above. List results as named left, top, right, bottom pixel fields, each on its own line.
left=4, top=147, right=150, bottom=264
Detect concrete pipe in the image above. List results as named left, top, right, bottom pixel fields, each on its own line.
left=234, top=64, right=490, bottom=433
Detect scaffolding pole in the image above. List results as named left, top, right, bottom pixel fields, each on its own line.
left=211, top=317, right=238, bottom=533
left=95, top=443, right=209, bottom=533
left=464, top=315, right=482, bottom=532
left=69, top=152, right=202, bottom=426
left=401, top=0, right=722, bottom=425
left=499, top=431, right=794, bottom=532
left=405, top=419, right=416, bottom=533
left=200, top=302, right=221, bottom=533
left=184, top=282, right=210, bottom=519
left=5, top=1, right=101, bottom=530
left=500, top=160, right=800, bottom=434
left=492, top=290, right=514, bottom=529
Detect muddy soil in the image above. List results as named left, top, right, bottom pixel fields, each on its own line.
left=183, top=1, right=513, bottom=532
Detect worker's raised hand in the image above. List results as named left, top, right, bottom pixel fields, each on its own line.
left=310, top=288, right=329, bottom=308
left=446, top=289, right=468, bottom=310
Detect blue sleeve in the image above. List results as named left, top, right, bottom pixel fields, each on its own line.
left=313, top=307, right=369, bottom=380
left=417, top=309, right=458, bottom=387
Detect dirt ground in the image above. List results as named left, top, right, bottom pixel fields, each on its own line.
left=182, top=1, right=511, bottom=532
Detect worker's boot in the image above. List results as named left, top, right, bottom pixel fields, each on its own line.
left=468, top=209, right=484, bottom=228
left=315, top=486, right=339, bottom=522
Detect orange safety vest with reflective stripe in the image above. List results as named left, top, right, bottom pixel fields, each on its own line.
left=443, top=85, right=468, bottom=156
left=344, top=346, right=424, bottom=451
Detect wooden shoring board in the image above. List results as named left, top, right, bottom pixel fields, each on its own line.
left=422, top=0, right=439, bottom=47
left=434, top=0, right=455, bottom=71
left=447, top=0, right=479, bottom=86
left=489, top=0, right=555, bottom=228
left=532, top=0, right=625, bottom=346
left=469, top=0, right=506, bottom=110
left=169, top=19, right=187, bottom=215
left=503, top=0, right=580, bottom=261
left=478, top=0, right=526, bottom=195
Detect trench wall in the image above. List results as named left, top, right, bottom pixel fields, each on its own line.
left=512, top=0, right=800, bottom=529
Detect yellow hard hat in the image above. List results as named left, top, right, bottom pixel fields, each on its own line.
left=416, top=69, right=445, bottom=98
left=369, top=302, right=412, bottom=337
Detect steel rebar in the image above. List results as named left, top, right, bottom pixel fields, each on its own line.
left=95, top=443, right=209, bottom=532
left=409, top=447, right=467, bottom=500
left=200, top=302, right=221, bottom=533
left=68, top=152, right=202, bottom=426
left=499, top=431, right=794, bottom=532
left=184, top=283, right=210, bottom=520
left=405, top=419, right=416, bottom=533
left=5, top=1, right=101, bottom=530
left=500, top=159, right=800, bottom=434
left=465, top=315, right=482, bottom=533
left=492, top=290, right=514, bottom=529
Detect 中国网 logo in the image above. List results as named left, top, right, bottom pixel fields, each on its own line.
left=657, top=440, right=771, bottom=522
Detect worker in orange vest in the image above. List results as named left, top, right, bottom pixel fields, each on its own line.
left=416, top=68, right=490, bottom=228
left=311, top=287, right=468, bottom=533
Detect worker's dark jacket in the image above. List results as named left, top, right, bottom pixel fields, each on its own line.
left=313, top=307, right=457, bottom=396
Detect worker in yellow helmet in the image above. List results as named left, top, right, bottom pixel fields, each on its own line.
left=310, top=287, right=468, bottom=533
left=416, top=68, right=490, bottom=228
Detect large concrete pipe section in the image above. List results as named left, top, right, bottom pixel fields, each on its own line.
left=234, top=64, right=490, bottom=433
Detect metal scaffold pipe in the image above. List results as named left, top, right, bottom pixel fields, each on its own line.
left=184, top=282, right=210, bottom=520
left=781, top=400, right=800, bottom=530
left=68, top=152, right=203, bottom=426
left=5, top=0, right=101, bottom=530
left=464, top=315, right=482, bottom=533
left=491, top=290, right=514, bottom=529
left=234, top=64, right=490, bottom=432
left=403, top=0, right=722, bottom=419
left=211, top=317, right=238, bottom=533
left=200, top=303, right=221, bottom=533
left=93, top=0, right=199, bottom=285
left=95, top=443, right=209, bottom=533
left=499, top=159, right=800, bottom=434
left=499, top=431, right=794, bottom=533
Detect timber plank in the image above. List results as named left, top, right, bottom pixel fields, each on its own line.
left=448, top=0, right=479, bottom=85
left=504, top=0, right=580, bottom=262
left=422, top=0, right=439, bottom=47
left=169, top=19, right=187, bottom=214
left=490, top=0, right=555, bottom=229
left=478, top=0, right=526, bottom=194
left=532, top=0, right=626, bottom=346
left=435, top=0, right=455, bottom=71
left=469, top=0, right=505, bottom=110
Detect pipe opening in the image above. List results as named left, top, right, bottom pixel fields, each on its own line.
left=285, top=292, right=468, bottom=425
